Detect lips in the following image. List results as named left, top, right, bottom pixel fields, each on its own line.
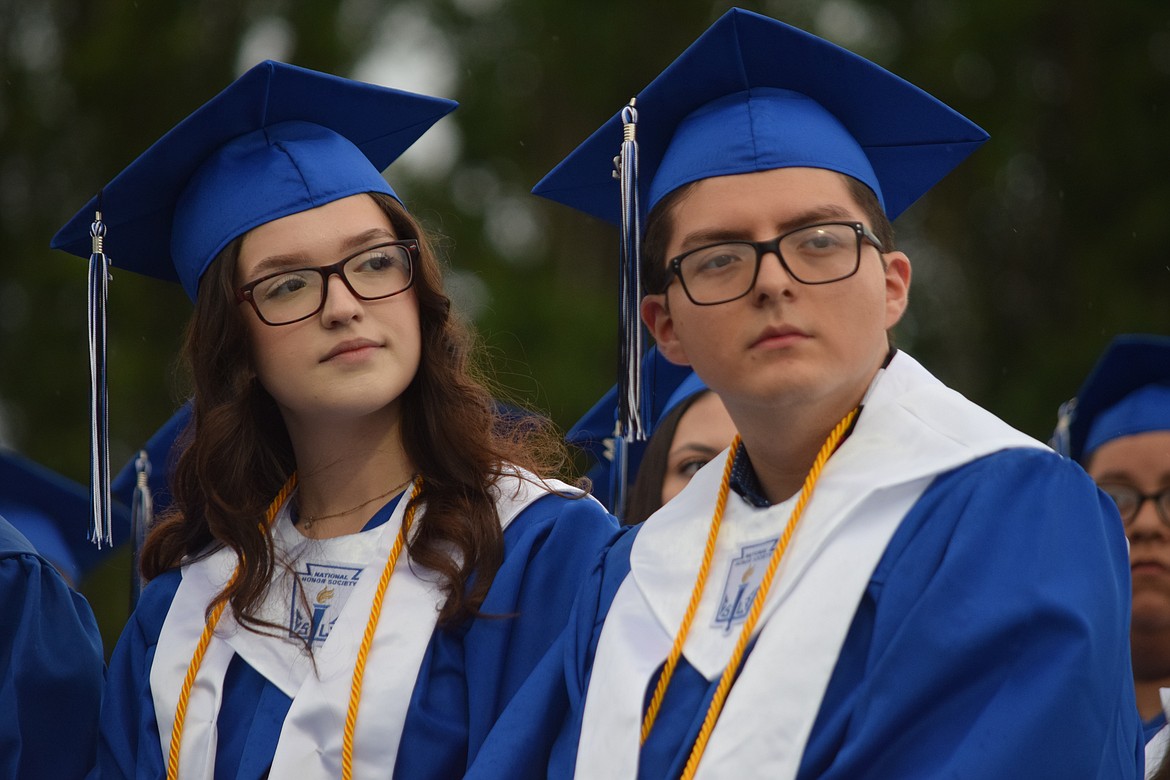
left=750, top=325, right=808, bottom=349
left=1131, top=559, right=1170, bottom=576
left=321, top=338, right=381, bottom=362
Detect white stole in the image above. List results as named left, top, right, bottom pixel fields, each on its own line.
left=1145, top=688, right=1170, bottom=780
left=151, top=471, right=577, bottom=780
left=575, top=352, right=1046, bottom=779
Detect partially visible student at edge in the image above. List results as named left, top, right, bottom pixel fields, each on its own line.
left=51, top=60, right=617, bottom=779
left=1053, top=334, right=1170, bottom=780
left=468, top=8, right=1142, bottom=778
left=0, top=453, right=106, bottom=779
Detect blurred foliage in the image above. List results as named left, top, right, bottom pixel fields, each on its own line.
left=2, top=0, right=1169, bottom=649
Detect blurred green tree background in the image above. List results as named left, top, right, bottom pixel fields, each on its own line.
left=2, top=0, right=1168, bottom=650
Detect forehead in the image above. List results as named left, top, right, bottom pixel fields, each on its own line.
left=673, top=391, right=736, bottom=443
left=237, top=193, right=395, bottom=275
left=1087, top=429, right=1170, bottom=478
left=667, top=167, right=865, bottom=241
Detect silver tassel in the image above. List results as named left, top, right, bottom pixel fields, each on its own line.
left=1050, top=397, right=1076, bottom=457
left=88, top=211, right=112, bottom=547
left=609, top=98, right=647, bottom=515
left=129, top=449, right=153, bottom=606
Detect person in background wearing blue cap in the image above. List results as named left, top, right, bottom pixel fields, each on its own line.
left=1053, top=334, right=1170, bottom=778
left=52, top=60, right=617, bottom=779
left=0, top=452, right=105, bottom=778
left=623, top=376, right=736, bottom=527
left=568, top=346, right=736, bottom=525
left=473, top=9, right=1141, bottom=778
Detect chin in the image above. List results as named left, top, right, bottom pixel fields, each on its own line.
left=1132, top=593, right=1170, bottom=631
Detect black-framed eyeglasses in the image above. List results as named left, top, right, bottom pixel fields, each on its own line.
left=666, top=221, right=884, bottom=306
left=236, top=240, right=418, bottom=326
left=1098, top=483, right=1170, bottom=527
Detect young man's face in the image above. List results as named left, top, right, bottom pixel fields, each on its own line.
left=1087, top=430, right=1170, bottom=634
left=641, top=166, right=910, bottom=417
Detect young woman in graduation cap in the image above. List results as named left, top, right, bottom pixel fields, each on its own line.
left=1053, top=334, right=1170, bottom=778
left=473, top=8, right=1143, bottom=778
left=52, top=61, right=617, bottom=779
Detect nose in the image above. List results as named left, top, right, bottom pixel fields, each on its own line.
left=319, top=272, right=363, bottom=326
left=1127, top=496, right=1168, bottom=542
left=752, top=248, right=796, bottom=304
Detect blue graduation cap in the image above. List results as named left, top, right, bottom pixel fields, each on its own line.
left=49, top=60, right=456, bottom=550
left=533, top=7, right=989, bottom=226
left=534, top=8, right=987, bottom=457
left=1052, top=334, right=1170, bottom=464
left=51, top=60, right=457, bottom=299
left=0, top=450, right=129, bottom=585
left=568, top=346, right=704, bottom=514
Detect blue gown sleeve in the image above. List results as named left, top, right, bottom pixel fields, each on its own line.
left=393, top=492, right=620, bottom=779
left=464, top=524, right=640, bottom=780
left=798, top=448, right=1143, bottom=778
left=89, top=569, right=182, bottom=780
left=0, top=548, right=105, bottom=779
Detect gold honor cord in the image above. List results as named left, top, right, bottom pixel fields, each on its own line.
left=640, top=441, right=738, bottom=744
left=639, top=408, right=859, bottom=780
left=167, top=472, right=298, bottom=780
left=166, top=474, right=422, bottom=780
left=341, top=479, right=421, bottom=779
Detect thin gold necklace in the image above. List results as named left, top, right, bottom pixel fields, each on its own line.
left=301, top=474, right=415, bottom=530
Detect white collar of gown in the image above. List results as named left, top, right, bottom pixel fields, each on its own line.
left=576, top=351, right=1046, bottom=779
left=151, top=469, right=579, bottom=780
left=1144, top=688, right=1170, bottom=779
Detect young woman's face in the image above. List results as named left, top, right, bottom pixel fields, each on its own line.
left=660, top=390, right=737, bottom=505
left=1089, top=429, right=1170, bottom=632
left=236, top=193, right=422, bottom=429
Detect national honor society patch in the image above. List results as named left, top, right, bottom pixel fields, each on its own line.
left=288, top=561, right=364, bottom=644
left=713, top=537, right=779, bottom=633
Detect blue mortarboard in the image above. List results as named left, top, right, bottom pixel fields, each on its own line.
left=568, top=346, right=704, bottom=513
left=51, top=60, right=457, bottom=299
left=1053, top=334, right=1170, bottom=463
left=49, top=61, right=455, bottom=550
left=0, top=450, right=129, bottom=584
left=534, top=8, right=987, bottom=454
left=533, top=7, right=989, bottom=225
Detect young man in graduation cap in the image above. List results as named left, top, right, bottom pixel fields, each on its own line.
left=479, top=9, right=1142, bottom=778
left=1053, top=334, right=1170, bottom=773
left=0, top=451, right=106, bottom=778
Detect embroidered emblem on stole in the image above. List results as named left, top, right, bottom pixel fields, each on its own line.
left=288, top=561, right=364, bottom=644
left=713, top=538, right=778, bottom=633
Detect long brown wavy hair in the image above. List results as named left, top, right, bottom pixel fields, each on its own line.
left=141, top=192, right=569, bottom=630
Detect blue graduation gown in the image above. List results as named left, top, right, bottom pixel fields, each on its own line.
left=91, top=490, right=618, bottom=779
left=475, top=448, right=1143, bottom=778
left=0, top=515, right=105, bottom=779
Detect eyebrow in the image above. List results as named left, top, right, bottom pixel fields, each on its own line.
left=1095, top=471, right=1170, bottom=486
left=250, top=227, right=399, bottom=276
left=675, top=205, right=859, bottom=251
left=669, top=443, right=726, bottom=459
